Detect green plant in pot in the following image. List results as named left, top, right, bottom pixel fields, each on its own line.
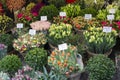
left=60, top=4, right=81, bottom=18
left=0, top=54, right=22, bottom=77
left=39, top=4, right=59, bottom=21
left=0, top=15, right=14, bottom=34
left=0, top=34, right=14, bottom=52
left=86, top=54, right=115, bottom=80
left=25, top=48, right=48, bottom=71
left=84, top=27, right=117, bottom=55
left=47, top=22, right=72, bottom=47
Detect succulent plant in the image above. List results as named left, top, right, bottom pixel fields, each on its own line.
left=0, top=71, right=10, bottom=80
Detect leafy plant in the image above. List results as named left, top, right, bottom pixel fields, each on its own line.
left=39, top=5, right=59, bottom=21
left=0, top=71, right=10, bottom=80
left=60, top=4, right=80, bottom=17
left=84, top=27, right=117, bottom=54
left=39, top=67, right=67, bottom=80
left=97, top=9, right=108, bottom=20
left=48, top=0, right=66, bottom=9
left=84, top=0, right=105, bottom=10
left=0, top=15, right=14, bottom=34
left=0, top=34, right=14, bottom=52
left=25, top=48, right=48, bottom=71
left=80, top=8, right=97, bottom=17
left=0, top=54, right=22, bottom=76
left=86, top=54, right=115, bottom=80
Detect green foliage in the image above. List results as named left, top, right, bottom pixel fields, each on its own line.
left=60, top=4, right=81, bottom=17
left=0, top=71, right=10, bottom=80
left=86, top=54, right=115, bottom=80
left=39, top=5, right=59, bottom=21
left=0, top=55, right=22, bottom=76
left=97, top=9, right=108, bottom=20
left=48, top=0, right=66, bottom=9
left=80, top=8, right=97, bottom=17
left=39, top=67, right=67, bottom=80
left=0, top=34, right=14, bottom=52
left=84, top=0, right=105, bottom=10
left=25, top=48, right=48, bottom=71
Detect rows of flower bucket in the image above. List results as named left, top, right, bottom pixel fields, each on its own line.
left=0, top=0, right=120, bottom=80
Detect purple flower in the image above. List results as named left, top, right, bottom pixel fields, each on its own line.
left=0, top=43, right=6, bottom=50
left=31, top=2, right=45, bottom=14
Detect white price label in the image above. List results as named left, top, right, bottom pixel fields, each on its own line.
left=107, top=15, right=114, bottom=20
left=29, top=29, right=36, bottom=36
left=109, top=9, right=116, bottom=14
left=58, top=43, right=68, bottom=51
left=59, top=12, right=66, bottom=17
left=103, top=26, right=112, bottom=33
left=41, top=16, right=47, bottom=21
left=85, top=14, right=92, bottom=20
left=17, top=23, right=23, bottom=28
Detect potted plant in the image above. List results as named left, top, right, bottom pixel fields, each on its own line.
left=60, top=4, right=80, bottom=18
left=85, top=54, right=115, bottom=80
left=0, top=43, right=7, bottom=60
left=25, top=48, right=48, bottom=71
left=48, top=44, right=84, bottom=80
left=47, top=22, right=72, bottom=47
left=13, top=32, right=47, bottom=54
left=84, top=27, right=118, bottom=55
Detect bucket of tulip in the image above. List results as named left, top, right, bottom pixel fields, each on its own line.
left=48, top=44, right=84, bottom=80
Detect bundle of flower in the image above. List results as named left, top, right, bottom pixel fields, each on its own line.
left=13, top=32, right=47, bottom=53
left=53, top=16, right=72, bottom=24
left=30, top=21, right=51, bottom=31
left=48, top=44, right=82, bottom=76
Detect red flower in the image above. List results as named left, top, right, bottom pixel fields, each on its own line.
left=17, top=13, right=23, bottom=19
left=101, top=21, right=107, bottom=26
left=116, top=21, right=120, bottom=26
left=25, top=16, right=32, bottom=21
left=66, top=0, right=76, bottom=3
left=32, top=12, right=38, bottom=16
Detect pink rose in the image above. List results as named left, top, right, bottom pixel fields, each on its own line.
left=17, top=13, right=23, bottom=19
left=25, top=16, right=32, bottom=21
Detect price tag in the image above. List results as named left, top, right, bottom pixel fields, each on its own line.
left=59, top=12, right=66, bottom=17
left=109, top=9, right=116, bottom=14
left=41, top=16, right=47, bottom=21
left=103, top=26, right=112, bottom=33
left=107, top=15, right=114, bottom=20
left=58, top=43, right=68, bottom=51
left=29, top=29, right=36, bottom=36
left=17, top=23, right=23, bottom=28
left=85, top=14, right=92, bottom=20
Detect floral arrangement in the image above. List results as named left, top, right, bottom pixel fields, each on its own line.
left=53, top=16, right=72, bottom=24
left=60, top=4, right=80, bottom=17
left=13, top=32, right=47, bottom=53
left=17, top=11, right=38, bottom=26
left=84, top=27, right=118, bottom=54
left=48, top=44, right=81, bottom=75
left=0, top=15, right=14, bottom=34
left=6, top=0, right=25, bottom=12
left=30, top=21, right=51, bottom=31
left=12, top=65, right=40, bottom=80
left=72, top=16, right=101, bottom=30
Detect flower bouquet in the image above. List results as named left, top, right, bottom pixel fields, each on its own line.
left=13, top=32, right=47, bottom=54
left=84, top=27, right=118, bottom=55
left=47, top=22, right=72, bottom=47
left=48, top=44, right=83, bottom=79
left=0, top=43, right=7, bottom=60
